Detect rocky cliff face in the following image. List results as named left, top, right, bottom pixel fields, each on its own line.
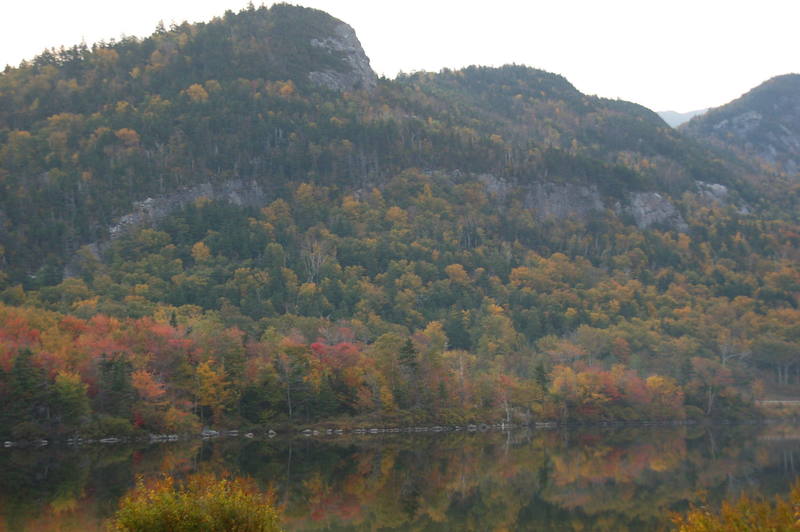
left=92, top=173, right=695, bottom=259
left=478, top=174, right=690, bottom=231
left=682, top=74, right=800, bottom=176
left=64, top=180, right=270, bottom=278
left=623, top=192, right=688, bottom=231
left=522, top=182, right=606, bottom=221
left=308, top=22, right=377, bottom=92
left=108, top=180, right=269, bottom=239
left=64, top=169, right=749, bottom=279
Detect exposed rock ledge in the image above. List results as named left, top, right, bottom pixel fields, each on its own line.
left=66, top=173, right=706, bottom=279
left=478, top=174, right=689, bottom=231
left=696, top=181, right=751, bottom=214
left=308, top=23, right=377, bottom=92
left=108, top=179, right=268, bottom=239
left=624, top=192, right=689, bottom=232
left=64, top=179, right=269, bottom=278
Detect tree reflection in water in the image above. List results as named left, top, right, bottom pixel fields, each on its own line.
left=1, top=425, right=798, bottom=531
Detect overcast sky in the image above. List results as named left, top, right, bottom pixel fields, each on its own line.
left=2, top=0, right=798, bottom=112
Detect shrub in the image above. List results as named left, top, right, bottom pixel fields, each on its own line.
left=110, top=473, right=281, bottom=532
left=672, top=481, right=799, bottom=531
left=161, top=407, right=202, bottom=434
left=11, top=420, right=47, bottom=440
left=86, top=415, right=136, bottom=438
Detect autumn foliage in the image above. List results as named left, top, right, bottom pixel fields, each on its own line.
left=671, top=481, right=800, bottom=531
left=0, top=292, right=761, bottom=439
left=5, top=178, right=798, bottom=435
left=0, top=7, right=798, bottom=435
left=111, top=473, right=281, bottom=532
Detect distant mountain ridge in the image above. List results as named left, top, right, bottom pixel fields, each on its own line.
left=681, top=74, right=800, bottom=176
left=658, top=109, right=707, bottom=128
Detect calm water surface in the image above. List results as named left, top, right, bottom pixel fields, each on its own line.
left=1, top=424, right=799, bottom=531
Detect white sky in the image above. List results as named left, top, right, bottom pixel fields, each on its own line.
left=2, top=0, right=798, bottom=112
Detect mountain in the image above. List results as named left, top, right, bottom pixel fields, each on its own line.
left=0, top=4, right=759, bottom=284
left=681, top=74, right=800, bottom=176
left=657, top=109, right=707, bottom=128
left=0, top=4, right=799, bottom=438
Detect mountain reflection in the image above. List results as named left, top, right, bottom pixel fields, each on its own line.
left=1, top=425, right=798, bottom=531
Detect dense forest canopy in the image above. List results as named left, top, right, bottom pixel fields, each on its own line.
left=0, top=4, right=798, bottom=438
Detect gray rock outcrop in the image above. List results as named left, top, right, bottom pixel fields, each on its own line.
left=478, top=174, right=605, bottom=222
left=478, top=173, right=688, bottom=231
left=109, top=179, right=268, bottom=239
left=308, top=23, right=377, bottom=92
left=64, top=179, right=270, bottom=278
left=624, top=192, right=688, bottom=231
left=694, top=181, right=751, bottom=214
left=522, top=182, right=605, bottom=221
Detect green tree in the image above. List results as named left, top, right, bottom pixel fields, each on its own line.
left=53, top=371, right=89, bottom=427
left=5, top=349, right=51, bottom=432
left=96, top=354, right=134, bottom=419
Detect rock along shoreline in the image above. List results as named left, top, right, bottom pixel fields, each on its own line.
left=3, top=417, right=770, bottom=449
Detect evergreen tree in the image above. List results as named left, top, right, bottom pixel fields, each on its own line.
left=95, top=354, right=134, bottom=419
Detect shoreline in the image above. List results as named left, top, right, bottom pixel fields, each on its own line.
left=3, top=415, right=789, bottom=449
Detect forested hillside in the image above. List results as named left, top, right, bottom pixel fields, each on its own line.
left=682, top=74, right=800, bottom=178
left=0, top=4, right=767, bottom=283
left=0, top=4, right=798, bottom=439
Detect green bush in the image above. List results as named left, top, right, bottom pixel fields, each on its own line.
left=86, top=415, right=136, bottom=438
left=110, top=474, right=282, bottom=532
left=11, top=420, right=48, bottom=440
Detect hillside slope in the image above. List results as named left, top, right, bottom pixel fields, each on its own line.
left=682, top=74, right=800, bottom=176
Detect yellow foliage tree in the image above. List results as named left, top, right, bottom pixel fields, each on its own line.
left=185, top=83, right=209, bottom=103
left=195, top=360, right=234, bottom=425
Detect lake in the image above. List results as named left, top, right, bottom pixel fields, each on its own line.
left=1, top=423, right=798, bottom=531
